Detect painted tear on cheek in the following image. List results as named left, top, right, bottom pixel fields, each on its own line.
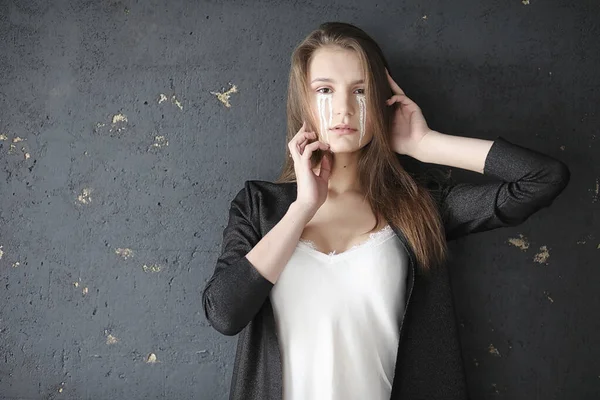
left=357, top=94, right=366, bottom=146
left=317, top=93, right=333, bottom=143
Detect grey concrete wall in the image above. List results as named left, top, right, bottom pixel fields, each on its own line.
left=0, top=0, right=598, bottom=399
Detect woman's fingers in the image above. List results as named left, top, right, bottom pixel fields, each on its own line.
left=288, top=124, right=316, bottom=161
left=301, top=140, right=329, bottom=161
left=318, top=151, right=332, bottom=180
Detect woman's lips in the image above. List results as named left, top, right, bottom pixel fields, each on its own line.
left=330, top=127, right=357, bottom=135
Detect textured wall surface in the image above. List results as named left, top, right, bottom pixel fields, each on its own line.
left=0, top=0, right=598, bottom=399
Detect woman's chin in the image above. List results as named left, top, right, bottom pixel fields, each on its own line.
left=327, top=138, right=370, bottom=153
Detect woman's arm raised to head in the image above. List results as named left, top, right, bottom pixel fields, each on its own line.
left=418, top=134, right=570, bottom=241
left=202, top=181, right=314, bottom=336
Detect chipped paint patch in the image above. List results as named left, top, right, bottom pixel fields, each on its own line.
left=0, top=134, right=7, bottom=140
left=593, top=178, right=599, bottom=203
left=12, top=137, right=25, bottom=143
left=106, top=334, right=119, bottom=345
left=146, top=353, right=159, bottom=363
left=0, top=245, right=3, bottom=260
left=115, top=248, right=134, bottom=259
left=210, top=83, right=238, bottom=108
left=157, top=93, right=184, bottom=110
left=533, top=245, right=550, bottom=264
left=142, top=264, right=161, bottom=273
left=92, top=114, right=128, bottom=135
left=149, top=135, right=168, bottom=151
left=171, top=95, right=183, bottom=110
left=508, top=234, right=529, bottom=251
left=112, top=113, right=127, bottom=124
left=488, top=344, right=501, bottom=357
left=543, top=291, right=554, bottom=303
left=559, top=145, right=565, bottom=151
left=82, top=287, right=89, bottom=295
left=12, top=261, right=20, bottom=268
left=77, top=188, right=92, bottom=204
left=522, top=0, right=530, bottom=4
left=73, top=281, right=79, bottom=288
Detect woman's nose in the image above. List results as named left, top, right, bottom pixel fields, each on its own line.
left=334, top=93, right=355, bottom=116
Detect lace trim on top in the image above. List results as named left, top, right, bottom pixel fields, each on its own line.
left=298, top=224, right=394, bottom=257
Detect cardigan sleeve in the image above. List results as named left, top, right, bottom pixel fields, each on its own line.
left=202, top=180, right=274, bottom=336
left=439, top=136, right=570, bottom=241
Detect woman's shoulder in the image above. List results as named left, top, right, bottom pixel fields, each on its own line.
left=234, top=179, right=297, bottom=208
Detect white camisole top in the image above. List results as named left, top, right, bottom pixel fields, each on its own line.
left=269, top=224, right=409, bottom=400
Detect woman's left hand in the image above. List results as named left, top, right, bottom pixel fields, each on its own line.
left=385, top=68, right=432, bottom=157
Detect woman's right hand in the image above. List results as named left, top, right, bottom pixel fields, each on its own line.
left=288, top=120, right=332, bottom=216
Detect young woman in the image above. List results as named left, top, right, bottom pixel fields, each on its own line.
left=202, top=22, right=570, bottom=400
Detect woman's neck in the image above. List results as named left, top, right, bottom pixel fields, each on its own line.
left=317, top=151, right=362, bottom=195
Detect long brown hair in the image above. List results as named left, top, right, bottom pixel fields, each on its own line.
left=276, top=22, right=448, bottom=273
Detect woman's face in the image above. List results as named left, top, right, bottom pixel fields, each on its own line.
left=307, top=46, right=372, bottom=153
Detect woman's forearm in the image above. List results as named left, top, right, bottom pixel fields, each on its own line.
left=412, top=130, right=494, bottom=174
left=245, top=201, right=314, bottom=284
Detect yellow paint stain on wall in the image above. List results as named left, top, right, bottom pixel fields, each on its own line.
left=210, top=83, right=238, bottom=108
left=533, top=246, right=550, bottom=264
left=488, top=344, right=501, bottom=357
left=508, top=234, right=529, bottom=251
left=73, top=282, right=79, bottom=288
left=106, top=334, right=119, bottom=345
left=142, top=264, right=162, bottom=273
left=522, top=0, right=530, bottom=5
left=77, top=188, right=93, bottom=204
left=115, top=248, right=134, bottom=259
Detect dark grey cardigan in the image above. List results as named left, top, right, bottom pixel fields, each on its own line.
left=202, top=136, right=570, bottom=400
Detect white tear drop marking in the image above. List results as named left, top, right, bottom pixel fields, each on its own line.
left=317, top=93, right=332, bottom=143
left=357, top=94, right=366, bottom=146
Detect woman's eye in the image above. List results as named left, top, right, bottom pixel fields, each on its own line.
left=316, top=88, right=365, bottom=94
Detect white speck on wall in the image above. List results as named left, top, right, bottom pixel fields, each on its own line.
left=77, top=188, right=93, bottom=204
left=115, top=248, right=135, bottom=259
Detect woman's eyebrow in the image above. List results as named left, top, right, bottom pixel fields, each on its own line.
left=310, top=77, right=364, bottom=85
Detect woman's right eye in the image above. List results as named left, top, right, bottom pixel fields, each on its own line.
left=316, top=88, right=332, bottom=94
